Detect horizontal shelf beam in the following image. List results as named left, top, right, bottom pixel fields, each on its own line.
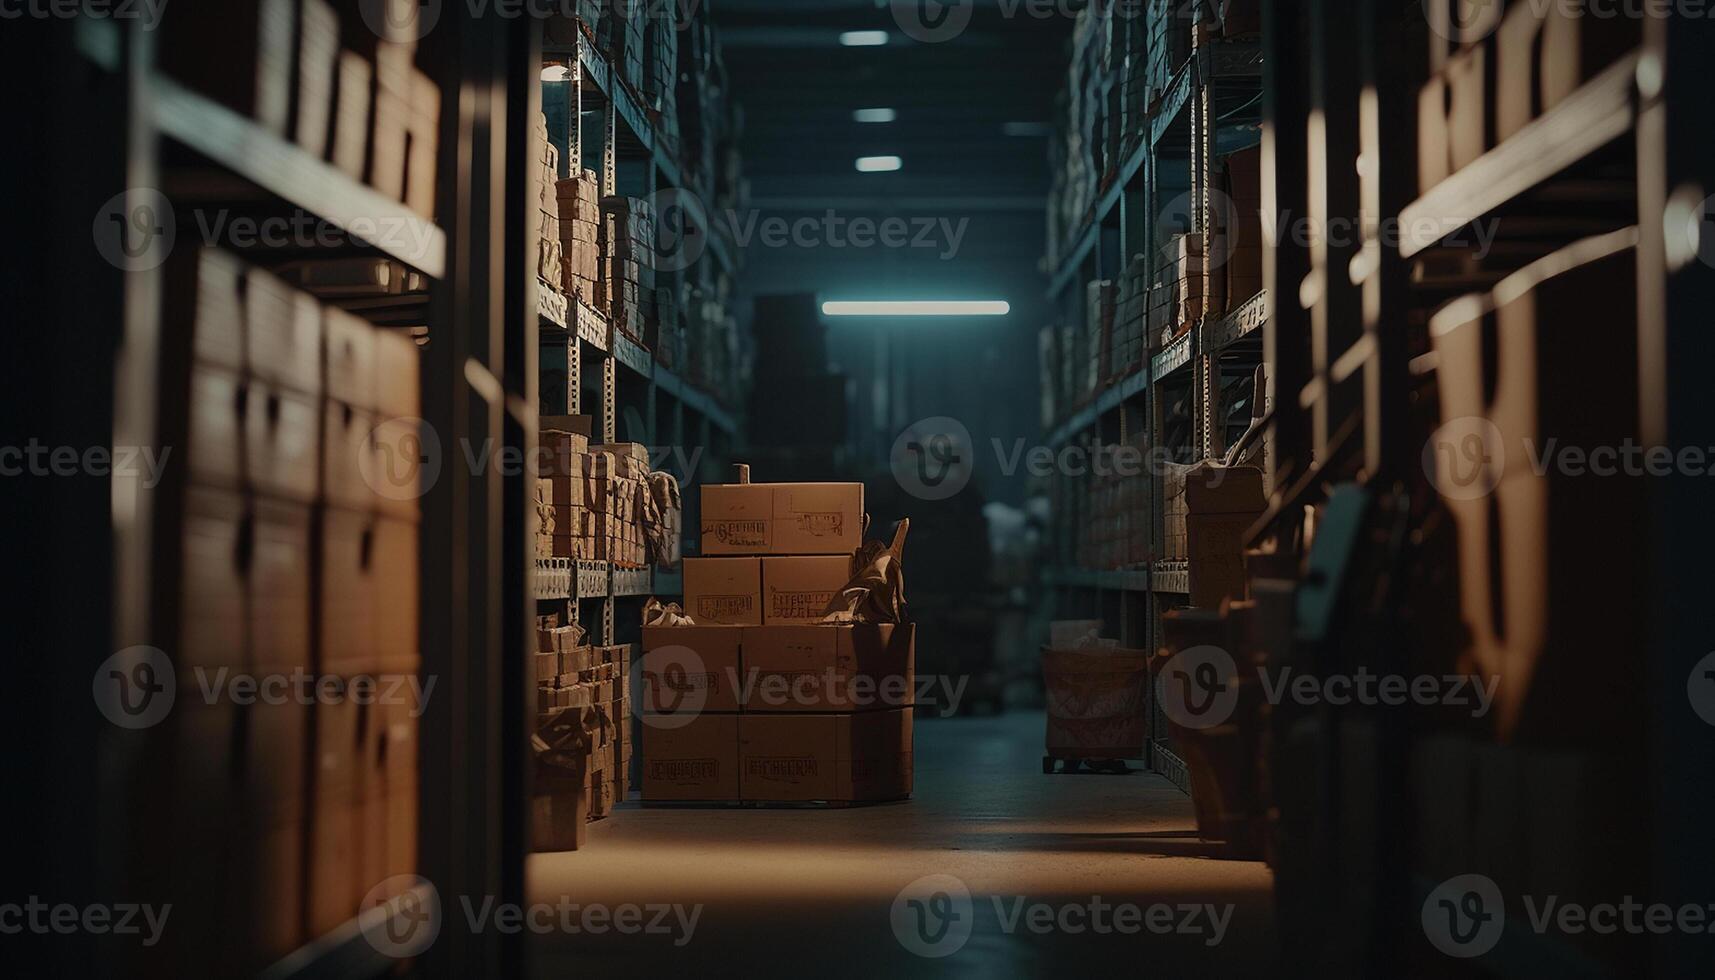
left=152, top=75, right=447, bottom=279
left=1399, top=51, right=1641, bottom=258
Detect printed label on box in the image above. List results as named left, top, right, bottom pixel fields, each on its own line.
left=746, top=757, right=819, bottom=781
left=695, top=594, right=754, bottom=621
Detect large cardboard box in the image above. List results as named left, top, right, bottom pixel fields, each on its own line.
left=641, top=625, right=743, bottom=713
left=641, top=713, right=739, bottom=801
left=738, top=709, right=914, bottom=803
left=761, top=555, right=852, bottom=626
left=700, top=482, right=863, bottom=555
left=738, top=624, right=915, bottom=713
left=682, top=557, right=761, bottom=626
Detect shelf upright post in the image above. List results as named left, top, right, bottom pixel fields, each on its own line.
left=569, top=35, right=582, bottom=175
left=1260, top=0, right=1313, bottom=508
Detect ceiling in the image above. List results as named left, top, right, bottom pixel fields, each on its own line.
left=710, top=0, right=1074, bottom=204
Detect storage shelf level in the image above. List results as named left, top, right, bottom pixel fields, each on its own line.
left=152, top=75, right=447, bottom=279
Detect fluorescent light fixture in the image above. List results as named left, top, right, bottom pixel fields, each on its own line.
left=839, top=30, right=889, bottom=46
left=854, top=107, right=897, bottom=123
left=821, top=301, right=1011, bottom=317
left=855, top=155, right=903, bottom=173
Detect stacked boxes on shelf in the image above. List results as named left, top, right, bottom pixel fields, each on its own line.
left=1085, top=279, right=1116, bottom=393
left=1150, top=233, right=1206, bottom=349
left=1038, top=326, right=1061, bottom=430
left=533, top=112, right=564, bottom=291
left=534, top=434, right=656, bottom=567
left=1077, top=430, right=1151, bottom=570
left=1418, top=0, right=1639, bottom=197
left=536, top=427, right=589, bottom=560
left=532, top=616, right=634, bottom=846
left=1113, top=255, right=1150, bottom=376
left=158, top=247, right=421, bottom=968
left=1216, top=147, right=1264, bottom=314
left=598, top=0, right=646, bottom=93
left=643, top=15, right=680, bottom=150
left=591, top=443, right=652, bottom=568
left=157, top=0, right=441, bottom=220
left=641, top=476, right=915, bottom=804
left=600, top=196, right=656, bottom=344
left=1143, top=0, right=1193, bottom=110
left=535, top=430, right=661, bottom=566
left=556, top=170, right=603, bottom=307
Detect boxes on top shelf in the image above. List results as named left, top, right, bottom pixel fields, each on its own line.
left=700, top=481, right=864, bottom=556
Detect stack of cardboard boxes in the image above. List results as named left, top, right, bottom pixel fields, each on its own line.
left=1217, top=147, right=1264, bottom=313
left=640, top=478, right=916, bottom=804
left=599, top=196, right=655, bottom=343
left=534, top=434, right=656, bottom=567
left=532, top=618, right=634, bottom=849
left=556, top=170, right=602, bottom=307
left=158, top=246, right=421, bottom=969
left=1078, top=429, right=1152, bottom=571
left=1112, top=256, right=1151, bottom=378
left=598, top=0, right=646, bottom=93
left=156, top=0, right=440, bottom=220
left=1150, top=233, right=1206, bottom=349
left=1085, top=279, right=1116, bottom=394
left=533, top=112, right=564, bottom=291
left=1418, top=0, right=1639, bottom=197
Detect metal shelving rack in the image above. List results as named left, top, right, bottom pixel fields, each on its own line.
left=1041, top=15, right=1264, bottom=788
left=1253, top=3, right=1711, bottom=976
left=534, top=18, right=745, bottom=653
left=36, top=10, right=543, bottom=979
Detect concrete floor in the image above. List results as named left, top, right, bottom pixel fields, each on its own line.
left=528, top=711, right=1277, bottom=978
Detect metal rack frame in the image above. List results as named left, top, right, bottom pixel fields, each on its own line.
left=1041, top=22, right=1265, bottom=784
left=535, top=22, right=745, bottom=649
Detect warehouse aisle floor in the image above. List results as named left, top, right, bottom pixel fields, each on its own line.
left=527, top=711, right=1277, bottom=977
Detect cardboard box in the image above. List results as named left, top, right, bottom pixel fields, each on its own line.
left=700, top=482, right=864, bottom=555
left=641, top=625, right=743, bottom=713
left=250, top=498, right=312, bottom=670
left=247, top=381, right=320, bottom=503
left=682, top=557, right=761, bottom=626
left=761, top=555, right=852, bottom=626
left=309, top=696, right=362, bottom=936
left=180, top=487, right=248, bottom=675
left=738, top=709, right=914, bottom=803
left=1447, top=44, right=1491, bottom=172
left=641, top=713, right=739, bottom=801
left=738, top=624, right=916, bottom=713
